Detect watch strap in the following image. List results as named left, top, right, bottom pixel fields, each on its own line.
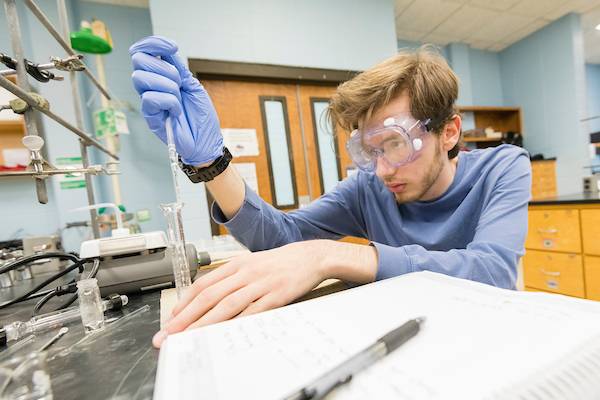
left=179, top=147, right=232, bottom=183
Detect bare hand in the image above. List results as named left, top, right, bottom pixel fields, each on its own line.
left=152, top=240, right=329, bottom=347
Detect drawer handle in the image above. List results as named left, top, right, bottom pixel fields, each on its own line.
left=537, top=228, right=558, bottom=234
left=539, top=268, right=560, bottom=277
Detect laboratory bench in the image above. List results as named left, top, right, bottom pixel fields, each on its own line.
left=0, top=272, right=160, bottom=400
left=524, top=192, right=600, bottom=300
left=0, top=268, right=349, bottom=399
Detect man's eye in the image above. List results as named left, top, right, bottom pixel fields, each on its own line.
left=388, top=140, right=405, bottom=149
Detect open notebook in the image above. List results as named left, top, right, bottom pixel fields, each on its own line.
left=154, top=272, right=600, bottom=400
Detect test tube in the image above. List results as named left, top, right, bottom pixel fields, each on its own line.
left=76, top=278, right=105, bottom=333
left=165, top=117, right=183, bottom=205
left=160, top=117, right=192, bottom=298
left=1, top=295, right=128, bottom=345
left=160, top=202, right=192, bottom=299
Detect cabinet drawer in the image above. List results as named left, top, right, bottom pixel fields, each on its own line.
left=523, top=250, right=584, bottom=297
left=585, top=256, right=600, bottom=301
left=526, top=209, right=581, bottom=252
left=582, top=210, right=600, bottom=256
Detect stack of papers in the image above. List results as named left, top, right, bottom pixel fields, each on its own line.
left=155, top=272, right=600, bottom=399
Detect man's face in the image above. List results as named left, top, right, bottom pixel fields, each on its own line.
left=363, top=92, right=446, bottom=204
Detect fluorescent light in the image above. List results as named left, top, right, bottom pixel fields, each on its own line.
left=596, top=23, right=600, bottom=31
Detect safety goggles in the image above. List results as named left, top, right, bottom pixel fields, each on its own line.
left=346, top=114, right=431, bottom=172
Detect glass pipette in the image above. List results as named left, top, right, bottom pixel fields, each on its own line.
left=1, top=295, right=128, bottom=345
left=160, top=117, right=192, bottom=299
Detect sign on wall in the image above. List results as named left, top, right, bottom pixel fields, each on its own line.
left=222, top=128, right=259, bottom=157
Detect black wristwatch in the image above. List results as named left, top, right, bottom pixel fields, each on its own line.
left=178, top=147, right=233, bottom=183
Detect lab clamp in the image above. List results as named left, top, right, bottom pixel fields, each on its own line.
left=0, top=0, right=118, bottom=238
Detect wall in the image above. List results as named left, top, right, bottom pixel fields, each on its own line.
left=469, top=48, right=503, bottom=106
left=500, top=13, right=588, bottom=195
left=587, top=63, right=600, bottom=134
left=0, top=1, right=168, bottom=249
left=149, top=0, right=399, bottom=241
left=586, top=63, right=600, bottom=173
left=149, top=0, right=398, bottom=71
left=72, top=1, right=172, bottom=235
left=397, top=39, right=504, bottom=107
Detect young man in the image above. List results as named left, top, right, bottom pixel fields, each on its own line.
left=130, top=37, right=531, bottom=348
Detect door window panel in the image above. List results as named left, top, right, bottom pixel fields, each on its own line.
left=311, top=98, right=341, bottom=194
left=260, top=97, right=298, bottom=208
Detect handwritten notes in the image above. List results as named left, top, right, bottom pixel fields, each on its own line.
left=155, top=272, right=600, bottom=400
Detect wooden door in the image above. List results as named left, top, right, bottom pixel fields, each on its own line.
left=204, top=80, right=308, bottom=234
left=203, top=79, right=364, bottom=243
left=296, top=84, right=366, bottom=244
left=296, top=84, right=353, bottom=198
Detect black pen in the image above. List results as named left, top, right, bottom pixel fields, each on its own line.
left=283, top=317, right=425, bottom=400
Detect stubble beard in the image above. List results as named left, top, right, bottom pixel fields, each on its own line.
left=394, top=144, right=445, bottom=204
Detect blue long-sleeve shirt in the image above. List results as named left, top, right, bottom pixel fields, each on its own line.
left=212, top=144, right=532, bottom=289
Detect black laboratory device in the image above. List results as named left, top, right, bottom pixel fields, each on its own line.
left=95, top=244, right=199, bottom=296
left=79, top=231, right=204, bottom=296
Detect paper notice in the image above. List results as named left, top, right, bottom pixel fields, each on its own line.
left=222, top=129, right=259, bottom=157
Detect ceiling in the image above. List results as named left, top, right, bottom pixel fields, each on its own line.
left=395, top=0, right=600, bottom=63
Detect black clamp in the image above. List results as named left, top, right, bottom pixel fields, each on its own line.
left=0, top=52, right=62, bottom=83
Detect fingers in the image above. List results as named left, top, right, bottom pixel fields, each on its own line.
left=161, top=52, right=193, bottom=84
left=236, top=292, right=283, bottom=318
left=132, top=70, right=181, bottom=102
left=129, top=35, right=191, bottom=88
left=170, top=262, right=239, bottom=317
left=141, top=91, right=181, bottom=118
left=139, top=91, right=182, bottom=141
left=131, top=52, right=181, bottom=87
left=129, top=35, right=178, bottom=58
left=185, top=282, right=268, bottom=330
left=162, top=271, right=247, bottom=335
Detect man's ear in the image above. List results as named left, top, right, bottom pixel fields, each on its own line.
left=442, top=115, right=461, bottom=152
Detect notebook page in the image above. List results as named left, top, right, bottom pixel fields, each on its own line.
left=154, top=272, right=600, bottom=400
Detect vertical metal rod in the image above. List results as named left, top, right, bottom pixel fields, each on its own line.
left=3, top=0, right=48, bottom=204
left=79, top=141, right=100, bottom=237
left=96, top=55, right=122, bottom=206
left=56, top=0, right=100, bottom=238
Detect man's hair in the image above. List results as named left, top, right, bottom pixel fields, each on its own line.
left=329, top=45, right=460, bottom=159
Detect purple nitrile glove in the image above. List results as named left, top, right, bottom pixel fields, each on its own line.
left=129, top=36, right=223, bottom=166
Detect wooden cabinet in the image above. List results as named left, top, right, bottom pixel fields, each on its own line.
left=523, top=250, right=584, bottom=297
left=581, top=210, right=600, bottom=256
left=458, top=106, right=522, bottom=149
left=524, top=201, right=600, bottom=301
left=530, top=159, right=557, bottom=200
left=0, top=76, right=25, bottom=166
left=525, top=209, right=581, bottom=252
left=585, top=256, right=600, bottom=301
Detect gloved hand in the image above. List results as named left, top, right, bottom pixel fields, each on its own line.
left=129, top=36, right=223, bottom=166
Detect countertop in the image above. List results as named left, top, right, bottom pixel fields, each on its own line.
left=0, top=272, right=160, bottom=400
left=529, top=192, right=600, bottom=205
left=0, top=269, right=349, bottom=400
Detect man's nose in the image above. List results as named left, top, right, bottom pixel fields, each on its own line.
left=375, top=156, right=397, bottom=178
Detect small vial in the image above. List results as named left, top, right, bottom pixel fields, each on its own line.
left=76, top=278, right=105, bottom=333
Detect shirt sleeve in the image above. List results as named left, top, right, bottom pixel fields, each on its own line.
left=372, top=151, right=532, bottom=289
left=211, top=174, right=368, bottom=251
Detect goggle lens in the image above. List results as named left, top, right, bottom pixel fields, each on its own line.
left=346, top=116, right=429, bottom=172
